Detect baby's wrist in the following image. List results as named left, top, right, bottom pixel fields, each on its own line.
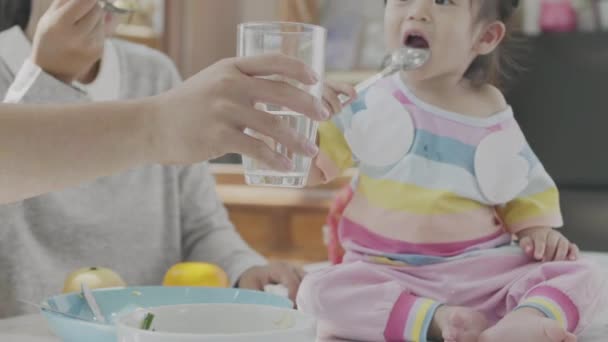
left=515, top=226, right=551, bottom=237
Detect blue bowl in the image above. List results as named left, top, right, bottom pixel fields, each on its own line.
left=41, top=286, right=293, bottom=342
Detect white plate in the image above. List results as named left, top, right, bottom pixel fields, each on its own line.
left=116, top=303, right=316, bottom=342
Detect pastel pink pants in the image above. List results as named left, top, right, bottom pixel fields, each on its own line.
left=297, top=249, right=607, bottom=342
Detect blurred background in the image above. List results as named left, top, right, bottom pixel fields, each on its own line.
left=116, top=0, right=608, bottom=263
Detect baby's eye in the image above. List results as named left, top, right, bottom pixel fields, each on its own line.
left=434, top=0, right=454, bottom=5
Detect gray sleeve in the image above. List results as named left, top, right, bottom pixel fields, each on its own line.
left=3, top=59, right=88, bottom=104
left=165, top=54, right=182, bottom=89
left=111, top=38, right=182, bottom=97
left=179, top=163, right=268, bottom=286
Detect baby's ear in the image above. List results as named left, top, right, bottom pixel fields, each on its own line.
left=475, top=21, right=506, bottom=56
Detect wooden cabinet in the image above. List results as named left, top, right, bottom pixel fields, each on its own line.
left=212, top=165, right=354, bottom=264
left=114, top=25, right=161, bottom=50
left=278, top=0, right=320, bottom=23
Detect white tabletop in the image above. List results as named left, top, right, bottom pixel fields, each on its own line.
left=0, top=314, right=58, bottom=342
left=2, top=312, right=607, bottom=342
left=2, top=255, right=608, bottom=342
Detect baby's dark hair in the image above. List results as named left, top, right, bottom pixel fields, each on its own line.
left=0, top=0, right=32, bottom=32
left=467, top=0, right=520, bottom=89
left=383, top=0, right=521, bottom=89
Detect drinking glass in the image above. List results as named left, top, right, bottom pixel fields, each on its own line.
left=238, top=21, right=326, bottom=188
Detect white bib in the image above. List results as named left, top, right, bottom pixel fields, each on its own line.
left=345, top=87, right=415, bottom=168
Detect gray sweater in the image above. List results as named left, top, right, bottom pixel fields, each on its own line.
left=0, top=27, right=266, bottom=318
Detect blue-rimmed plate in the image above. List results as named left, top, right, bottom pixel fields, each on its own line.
left=41, top=286, right=293, bottom=342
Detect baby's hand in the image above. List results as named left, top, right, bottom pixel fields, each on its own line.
left=322, top=81, right=357, bottom=116
left=517, top=227, right=579, bottom=262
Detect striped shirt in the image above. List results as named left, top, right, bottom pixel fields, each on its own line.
left=316, top=73, right=562, bottom=257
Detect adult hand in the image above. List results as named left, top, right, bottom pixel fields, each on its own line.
left=152, top=53, right=329, bottom=171
left=237, top=262, right=306, bottom=302
left=31, top=0, right=104, bottom=84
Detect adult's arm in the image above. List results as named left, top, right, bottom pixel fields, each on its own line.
left=0, top=54, right=326, bottom=204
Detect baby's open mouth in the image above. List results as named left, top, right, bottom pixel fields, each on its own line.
left=404, top=33, right=430, bottom=49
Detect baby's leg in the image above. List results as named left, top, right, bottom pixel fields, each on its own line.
left=481, top=259, right=607, bottom=341
left=479, top=307, right=576, bottom=342
left=297, top=261, right=488, bottom=342
left=432, top=305, right=489, bottom=342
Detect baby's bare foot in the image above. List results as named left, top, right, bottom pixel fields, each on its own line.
left=430, top=306, right=488, bottom=342
left=479, top=308, right=577, bottom=342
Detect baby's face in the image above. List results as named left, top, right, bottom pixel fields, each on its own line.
left=384, top=0, right=486, bottom=82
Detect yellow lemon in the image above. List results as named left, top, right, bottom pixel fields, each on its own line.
left=163, top=262, right=230, bottom=288
left=62, top=267, right=126, bottom=294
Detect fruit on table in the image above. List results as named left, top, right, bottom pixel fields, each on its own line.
left=62, top=267, right=126, bottom=293
left=163, top=262, right=229, bottom=288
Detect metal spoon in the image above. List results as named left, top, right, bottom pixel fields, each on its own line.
left=81, top=283, right=107, bottom=324
left=338, top=47, right=431, bottom=105
left=98, top=0, right=134, bottom=15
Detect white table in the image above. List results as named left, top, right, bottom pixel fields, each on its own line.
left=3, top=255, right=608, bottom=342
left=0, top=314, right=58, bottom=342
left=3, top=313, right=605, bottom=342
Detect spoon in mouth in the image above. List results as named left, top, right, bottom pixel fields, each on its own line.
left=338, top=47, right=430, bottom=105
left=390, top=46, right=430, bottom=72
